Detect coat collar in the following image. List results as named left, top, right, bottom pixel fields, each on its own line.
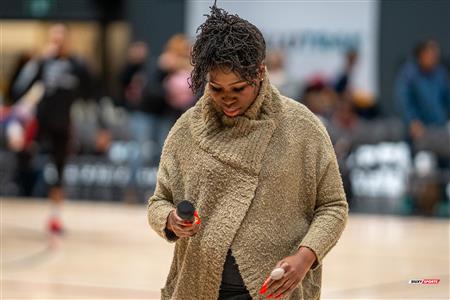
left=189, top=72, right=283, bottom=175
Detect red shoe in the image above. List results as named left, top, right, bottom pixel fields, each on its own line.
left=48, top=217, right=64, bottom=235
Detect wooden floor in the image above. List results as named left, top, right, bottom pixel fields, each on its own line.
left=1, top=198, right=448, bottom=300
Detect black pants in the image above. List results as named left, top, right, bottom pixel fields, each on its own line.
left=218, top=249, right=252, bottom=300
left=38, top=125, right=71, bottom=187
left=218, top=291, right=252, bottom=300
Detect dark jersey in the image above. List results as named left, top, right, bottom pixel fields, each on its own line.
left=12, top=55, right=93, bottom=131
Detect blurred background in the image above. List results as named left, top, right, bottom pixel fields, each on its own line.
left=1, top=0, right=449, bottom=214
left=1, top=0, right=449, bottom=299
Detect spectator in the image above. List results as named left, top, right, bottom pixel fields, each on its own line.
left=151, top=34, right=195, bottom=158
left=395, top=39, right=450, bottom=215
left=395, top=40, right=450, bottom=141
left=301, top=75, right=338, bottom=121
left=118, top=41, right=150, bottom=112
left=266, top=49, right=298, bottom=99
left=334, top=48, right=358, bottom=95
left=157, top=33, right=195, bottom=118
left=334, top=49, right=377, bottom=119
left=118, top=41, right=162, bottom=201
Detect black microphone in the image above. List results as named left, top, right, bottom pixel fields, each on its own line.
left=176, top=200, right=195, bottom=222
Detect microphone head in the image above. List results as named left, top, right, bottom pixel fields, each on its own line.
left=176, top=200, right=195, bottom=221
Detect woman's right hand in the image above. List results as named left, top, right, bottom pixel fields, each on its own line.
left=166, top=209, right=201, bottom=238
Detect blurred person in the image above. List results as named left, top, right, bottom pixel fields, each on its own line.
left=148, top=4, right=347, bottom=300
left=334, top=49, right=377, bottom=119
left=395, top=39, right=450, bottom=215
left=150, top=34, right=195, bottom=160
left=118, top=41, right=151, bottom=161
left=10, top=23, right=95, bottom=235
left=334, top=49, right=358, bottom=95
left=351, top=89, right=378, bottom=119
left=331, top=49, right=361, bottom=131
left=158, top=34, right=192, bottom=76
left=118, top=41, right=162, bottom=201
left=331, top=93, right=358, bottom=131
left=118, top=41, right=149, bottom=111
left=330, top=49, right=361, bottom=207
left=300, top=75, right=338, bottom=121
left=265, top=49, right=298, bottom=99
left=158, top=34, right=195, bottom=117
left=395, top=40, right=450, bottom=141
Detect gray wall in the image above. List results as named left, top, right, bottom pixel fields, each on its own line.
left=126, top=0, right=185, bottom=57
left=379, top=0, right=450, bottom=116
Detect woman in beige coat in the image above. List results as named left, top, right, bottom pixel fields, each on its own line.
left=147, top=4, right=348, bottom=300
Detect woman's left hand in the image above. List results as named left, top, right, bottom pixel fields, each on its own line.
left=259, top=247, right=317, bottom=299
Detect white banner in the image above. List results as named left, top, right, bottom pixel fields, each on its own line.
left=186, top=0, right=379, bottom=97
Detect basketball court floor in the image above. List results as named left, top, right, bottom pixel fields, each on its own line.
left=1, top=198, right=448, bottom=299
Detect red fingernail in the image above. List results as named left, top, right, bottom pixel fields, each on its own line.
left=259, top=285, right=267, bottom=295
left=267, top=294, right=273, bottom=299
left=260, top=276, right=271, bottom=294
left=194, top=211, right=201, bottom=224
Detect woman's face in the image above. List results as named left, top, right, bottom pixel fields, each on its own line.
left=207, top=66, right=263, bottom=117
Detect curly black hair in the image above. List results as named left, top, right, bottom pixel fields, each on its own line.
left=189, top=3, right=266, bottom=96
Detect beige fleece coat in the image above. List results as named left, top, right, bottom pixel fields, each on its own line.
left=147, top=74, right=348, bottom=300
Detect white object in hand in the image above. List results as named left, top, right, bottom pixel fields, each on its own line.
left=270, top=267, right=285, bottom=280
